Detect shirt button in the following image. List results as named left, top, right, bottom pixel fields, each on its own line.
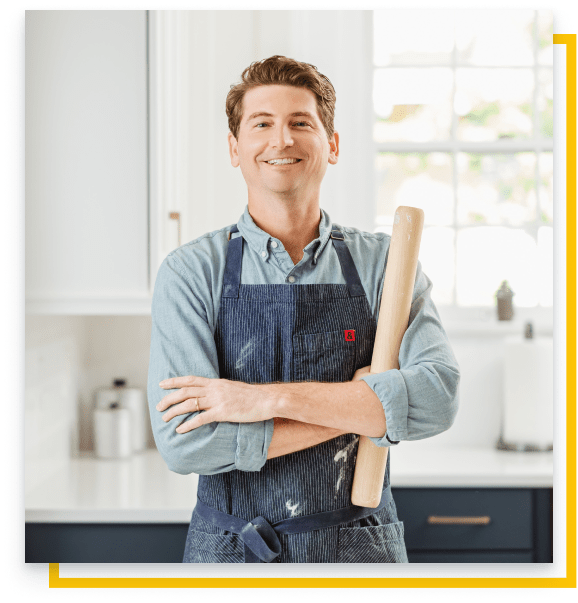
left=270, top=241, right=278, bottom=249
left=288, top=276, right=295, bottom=283
left=261, top=251, right=267, bottom=258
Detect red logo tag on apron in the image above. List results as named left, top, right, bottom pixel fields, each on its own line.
left=344, top=330, right=355, bottom=342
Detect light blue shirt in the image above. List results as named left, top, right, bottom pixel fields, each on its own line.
left=147, top=206, right=460, bottom=475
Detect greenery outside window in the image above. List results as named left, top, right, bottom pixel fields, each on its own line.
left=372, top=9, right=553, bottom=311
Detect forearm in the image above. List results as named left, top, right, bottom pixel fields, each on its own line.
left=267, top=380, right=387, bottom=438
left=267, top=417, right=346, bottom=460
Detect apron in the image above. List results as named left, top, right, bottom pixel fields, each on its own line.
left=182, top=225, right=408, bottom=563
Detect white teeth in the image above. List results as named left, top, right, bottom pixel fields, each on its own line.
left=267, top=158, right=300, bottom=165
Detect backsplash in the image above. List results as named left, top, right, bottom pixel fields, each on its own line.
left=25, top=316, right=84, bottom=495
left=25, top=312, right=553, bottom=487
left=79, top=316, right=154, bottom=452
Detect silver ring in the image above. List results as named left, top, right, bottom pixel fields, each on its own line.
left=195, top=398, right=200, bottom=413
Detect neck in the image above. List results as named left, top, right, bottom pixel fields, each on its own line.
left=248, top=195, right=321, bottom=265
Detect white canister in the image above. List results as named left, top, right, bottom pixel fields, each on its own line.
left=95, top=379, right=127, bottom=410
left=119, top=387, right=148, bottom=452
left=95, top=388, right=120, bottom=410
left=94, top=403, right=132, bottom=459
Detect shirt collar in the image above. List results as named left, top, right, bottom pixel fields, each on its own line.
left=236, top=205, right=333, bottom=264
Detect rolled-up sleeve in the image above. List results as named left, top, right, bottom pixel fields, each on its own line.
left=360, top=262, right=460, bottom=447
left=147, top=253, right=274, bottom=475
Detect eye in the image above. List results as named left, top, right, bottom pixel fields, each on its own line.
left=256, top=122, right=269, bottom=128
left=293, top=121, right=310, bottom=127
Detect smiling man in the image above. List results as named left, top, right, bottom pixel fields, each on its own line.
left=147, top=56, right=460, bottom=564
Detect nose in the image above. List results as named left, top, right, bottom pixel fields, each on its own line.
left=271, top=123, right=294, bottom=149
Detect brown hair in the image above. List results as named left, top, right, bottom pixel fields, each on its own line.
left=226, top=55, right=336, bottom=140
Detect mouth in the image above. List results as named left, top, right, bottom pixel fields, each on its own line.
left=264, top=158, right=302, bottom=165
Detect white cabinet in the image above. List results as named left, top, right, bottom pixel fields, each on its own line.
left=26, top=10, right=374, bottom=315
left=26, top=11, right=150, bottom=314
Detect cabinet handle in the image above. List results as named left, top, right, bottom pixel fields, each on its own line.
left=427, top=516, right=491, bottom=525
left=169, top=212, right=181, bottom=247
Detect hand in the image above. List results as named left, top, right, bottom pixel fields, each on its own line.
left=156, top=376, right=276, bottom=434
left=352, top=365, right=371, bottom=381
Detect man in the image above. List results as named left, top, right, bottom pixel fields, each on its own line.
left=147, top=56, right=460, bottom=564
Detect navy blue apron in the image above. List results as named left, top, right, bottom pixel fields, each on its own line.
left=182, top=225, right=408, bottom=563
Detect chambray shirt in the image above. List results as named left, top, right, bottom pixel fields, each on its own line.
left=147, top=206, right=460, bottom=476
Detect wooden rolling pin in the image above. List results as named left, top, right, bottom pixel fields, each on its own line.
left=351, top=206, right=424, bottom=508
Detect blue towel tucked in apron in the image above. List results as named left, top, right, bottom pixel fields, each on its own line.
left=182, top=225, right=409, bottom=563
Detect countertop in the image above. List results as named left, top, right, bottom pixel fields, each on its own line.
left=25, top=443, right=553, bottom=523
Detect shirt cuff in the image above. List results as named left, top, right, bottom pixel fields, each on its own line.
left=360, top=370, right=409, bottom=447
left=235, top=418, right=275, bottom=471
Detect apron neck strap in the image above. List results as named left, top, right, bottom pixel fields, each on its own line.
left=222, top=224, right=367, bottom=298
left=330, top=227, right=366, bottom=297
left=222, top=225, right=242, bottom=298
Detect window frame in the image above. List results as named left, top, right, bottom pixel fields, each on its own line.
left=370, top=9, right=554, bottom=334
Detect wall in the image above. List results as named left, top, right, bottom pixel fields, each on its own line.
left=78, top=316, right=154, bottom=452
left=69, top=316, right=537, bottom=453
left=25, top=315, right=553, bottom=469
left=25, top=316, right=85, bottom=495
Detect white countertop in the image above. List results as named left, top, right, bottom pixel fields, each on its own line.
left=25, top=443, right=553, bottom=523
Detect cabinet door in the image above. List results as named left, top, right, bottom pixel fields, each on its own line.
left=26, top=523, right=189, bottom=563
left=26, top=11, right=149, bottom=313
left=393, top=488, right=533, bottom=551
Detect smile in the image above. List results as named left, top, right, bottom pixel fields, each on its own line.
left=266, top=158, right=302, bottom=165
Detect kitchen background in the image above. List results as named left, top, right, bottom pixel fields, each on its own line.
left=25, top=10, right=557, bottom=563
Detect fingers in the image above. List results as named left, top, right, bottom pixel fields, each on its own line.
left=161, top=398, right=199, bottom=422
left=176, top=410, right=214, bottom=433
left=156, top=387, right=205, bottom=411
left=159, top=375, right=211, bottom=389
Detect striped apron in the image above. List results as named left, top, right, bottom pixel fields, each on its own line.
left=182, top=225, right=408, bottom=563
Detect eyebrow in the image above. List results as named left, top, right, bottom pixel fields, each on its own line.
left=245, top=111, right=316, bottom=122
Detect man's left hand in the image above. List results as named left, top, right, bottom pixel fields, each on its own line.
left=156, top=376, right=276, bottom=433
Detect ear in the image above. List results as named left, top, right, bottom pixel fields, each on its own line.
left=328, top=131, right=339, bottom=165
left=228, top=132, right=240, bottom=167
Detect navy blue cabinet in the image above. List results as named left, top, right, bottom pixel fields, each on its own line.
left=395, top=488, right=552, bottom=563
left=25, top=487, right=552, bottom=563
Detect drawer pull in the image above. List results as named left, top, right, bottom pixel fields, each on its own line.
left=427, top=516, right=491, bottom=525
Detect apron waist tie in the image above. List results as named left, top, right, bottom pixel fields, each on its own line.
left=194, top=484, right=394, bottom=563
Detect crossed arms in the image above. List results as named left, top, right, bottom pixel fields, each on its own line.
left=146, top=253, right=459, bottom=476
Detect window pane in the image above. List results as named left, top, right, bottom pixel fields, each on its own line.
left=539, top=152, right=553, bottom=225
left=419, top=227, right=455, bottom=306
left=457, top=227, right=538, bottom=307
left=457, top=153, right=537, bottom=226
left=538, top=226, right=553, bottom=307
left=455, top=9, right=535, bottom=66
left=373, top=9, right=454, bottom=66
left=456, top=69, right=534, bottom=141
left=538, top=10, right=554, bottom=66
left=376, top=153, right=453, bottom=227
left=374, top=68, right=453, bottom=142
left=538, top=68, right=553, bottom=138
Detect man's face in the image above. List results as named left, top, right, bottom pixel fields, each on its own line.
left=228, top=85, right=339, bottom=200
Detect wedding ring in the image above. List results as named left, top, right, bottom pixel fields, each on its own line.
left=195, top=398, right=200, bottom=412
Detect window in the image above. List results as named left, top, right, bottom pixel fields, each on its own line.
left=372, top=9, right=553, bottom=309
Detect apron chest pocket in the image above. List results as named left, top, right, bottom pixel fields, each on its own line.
left=293, top=329, right=357, bottom=382
left=184, top=529, right=245, bottom=564
left=337, top=521, right=408, bottom=563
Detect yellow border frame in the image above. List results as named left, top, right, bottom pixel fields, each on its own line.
left=47, top=34, right=576, bottom=589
